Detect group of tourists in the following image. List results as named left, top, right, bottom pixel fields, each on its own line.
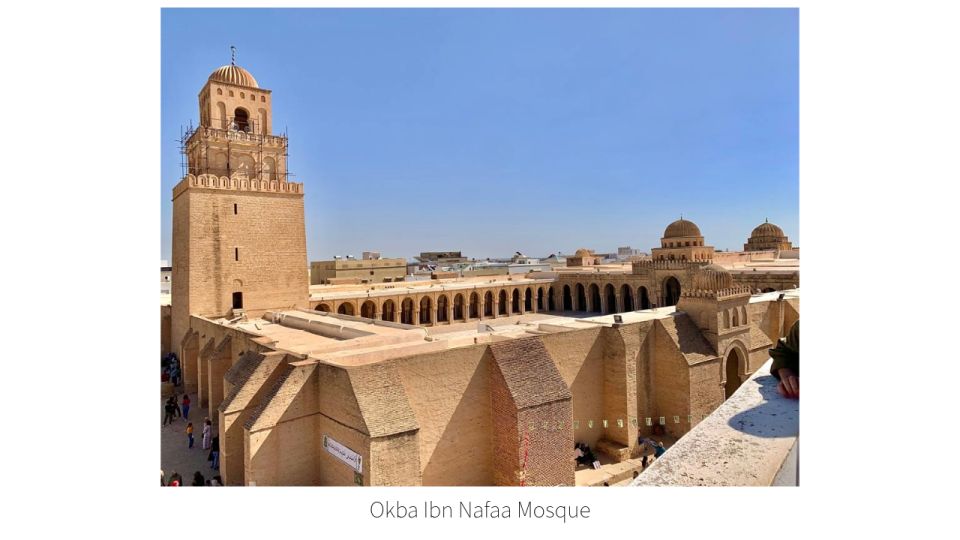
left=161, top=469, right=222, bottom=487
left=161, top=353, right=181, bottom=387
left=162, top=394, right=192, bottom=426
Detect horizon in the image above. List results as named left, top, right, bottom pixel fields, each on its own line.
left=161, top=8, right=798, bottom=262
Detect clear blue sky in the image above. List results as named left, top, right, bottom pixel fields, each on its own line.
left=161, top=8, right=798, bottom=262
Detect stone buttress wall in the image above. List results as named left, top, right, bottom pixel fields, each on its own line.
left=395, top=344, right=492, bottom=485
left=540, top=327, right=604, bottom=447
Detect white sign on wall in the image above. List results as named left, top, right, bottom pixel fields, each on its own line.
left=323, top=435, right=362, bottom=473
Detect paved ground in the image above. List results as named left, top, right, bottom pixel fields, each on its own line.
left=160, top=392, right=220, bottom=486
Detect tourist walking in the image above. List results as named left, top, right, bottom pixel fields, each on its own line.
left=181, top=394, right=191, bottom=420
left=187, top=422, right=194, bottom=448
left=192, top=471, right=205, bottom=486
left=168, top=472, right=182, bottom=486
left=202, top=418, right=212, bottom=449
left=163, top=399, right=176, bottom=426
left=209, top=435, right=220, bottom=470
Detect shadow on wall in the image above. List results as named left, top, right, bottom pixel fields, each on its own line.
left=421, top=356, right=492, bottom=486
left=726, top=374, right=798, bottom=439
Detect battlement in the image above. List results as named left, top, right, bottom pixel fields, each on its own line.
left=172, top=173, right=303, bottom=199
left=632, top=259, right=705, bottom=271
left=680, top=286, right=753, bottom=300
left=186, top=125, right=287, bottom=148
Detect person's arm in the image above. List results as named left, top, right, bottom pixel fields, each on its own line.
left=769, top=321, right=799, bottom=380
left=769, top=321, right=799, bottom=398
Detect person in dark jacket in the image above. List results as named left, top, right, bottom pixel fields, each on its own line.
left=192, top=471, right=205, bottom=486
left=770, top=320, right=799, bottom=399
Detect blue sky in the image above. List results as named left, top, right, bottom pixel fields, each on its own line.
left=161, top=8, right=798, bottom=261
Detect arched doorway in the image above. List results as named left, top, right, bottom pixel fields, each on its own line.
left=589, top=283, right=602, bottom=313
left=663, top=276, right=681, bottom=307
left=724, top=347, right=745, bottom=399
left=360, top=300, right=376, bottom=319
left=536, top=287, right=544, bottom=310
left=337, top=303, right=355, bottom=316
left=484, top=291, right=494, bottom=317
left=317, top=303, right=331, bottom=313
left=419, top=297, right=432, bottom=325
left=469, top=292, right=479, bottom=319
left=762, top=287, right=776, bottom=293
left=638, top=286, right=651, bottom=310
left=524, top=288, right=533, bottom=311
left=498, top=290, right=508, bottom=315
left=401, top=298, right=415, bottom=325
left=576, top=284, right=586, bottom=311
left=548, top=286, right=556, bottom=311
left=453, top=294, right=465, bottom=321
left=621, top=284, right=634, bottom=311
left=512, top=289, right=521, bottom=313
left=437, top=295, right=449, bottom=322
left=604, top=284, right=617, bottom=314
left=563, top=285, right=572, bottom=311
left=381, top=300, right=395, bottom=322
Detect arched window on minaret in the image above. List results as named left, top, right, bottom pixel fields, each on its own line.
left=234, top=107, right=249, bottom=132
left=217, top=102, right=226, bottom=129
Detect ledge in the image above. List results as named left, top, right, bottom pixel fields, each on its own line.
left=631, top=358, right=798, bottom=486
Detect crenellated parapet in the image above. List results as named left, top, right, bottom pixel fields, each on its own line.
left=680, top=286, right=753, bottom=300
left=173, top=173, right=303, bottom=199
left=631, top=259, right=705, bottom=272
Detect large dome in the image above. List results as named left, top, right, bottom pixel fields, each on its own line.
left=663, top=218, right=702, bottom=238
left=692, top=264, right=734, bottom=292
left=208, top=64, right=259, bottom=88
left=750, top=220, right=785, bottom=239
left=574, top=248, right=595, bottom=257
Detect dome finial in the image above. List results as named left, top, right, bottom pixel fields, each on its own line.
left=230, top=45, right=237, bottom=66
left=765, top=217, right=768, bottom=223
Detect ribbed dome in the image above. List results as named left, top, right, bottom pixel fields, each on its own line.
left=574, top=248, right=594, bottom=257
left=208, top=64, right=259, bottom=88
left=750, top=220, right=785, bottom=238
left=692, top=264, right=733, bottom=292
left=664, top=218, right=702, bottom=238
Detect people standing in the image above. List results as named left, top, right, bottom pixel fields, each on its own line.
left=168, top=472, right=182, bottom=486
left=186, top=422, right=194, bottom=448
left=181, top=394, right=191, bottom=420
left=192, top=471, right=205, bottom=486
left=202, top=418, right=212, bottom=449
left=163, top=398, right=175, bottom=426
left=210, top=435, right=220, bottom=470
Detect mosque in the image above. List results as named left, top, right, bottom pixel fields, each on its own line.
left=163, top=60, right=799, bottom=486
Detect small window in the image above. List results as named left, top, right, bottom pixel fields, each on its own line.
left=250, top=94, right=255, bottom=101
left=261, top=95, right=266, bottom=102
left=232, top=292, right=243, bottom=310
left=216, top=88, right=222, bottom=95
left=240, top=92, right=245, bottom=99
left=233, top=203, right=237, bottom=215
left=235, top=247, right=239, bottom=261
left=229, top=90, right=234, bottom=97
left=370, top=270, right=375, bottom=275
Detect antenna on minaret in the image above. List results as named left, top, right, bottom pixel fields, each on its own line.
left=230, top=45, right=237, bottom=66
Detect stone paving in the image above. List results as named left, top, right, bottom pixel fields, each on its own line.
left=160, top=391, right=221, bottom=486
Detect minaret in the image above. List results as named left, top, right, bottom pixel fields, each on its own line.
left=171, top=53, right=308, bottom=391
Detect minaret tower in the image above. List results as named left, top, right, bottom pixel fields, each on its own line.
left=171, top=50, right=308, bottom=388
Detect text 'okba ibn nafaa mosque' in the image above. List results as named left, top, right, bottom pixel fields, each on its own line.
left=162, top=58, right=799, bottom=487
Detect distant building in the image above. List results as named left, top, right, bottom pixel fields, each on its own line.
left=310, top=257, right=407, bottom=285
left=744, top=219, right=794, bottom=252
left=417, top=251, right=467, bottom=264
left=566, top=248, right=602, bottom=267
left=160, top=260, right=172, bottom=295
